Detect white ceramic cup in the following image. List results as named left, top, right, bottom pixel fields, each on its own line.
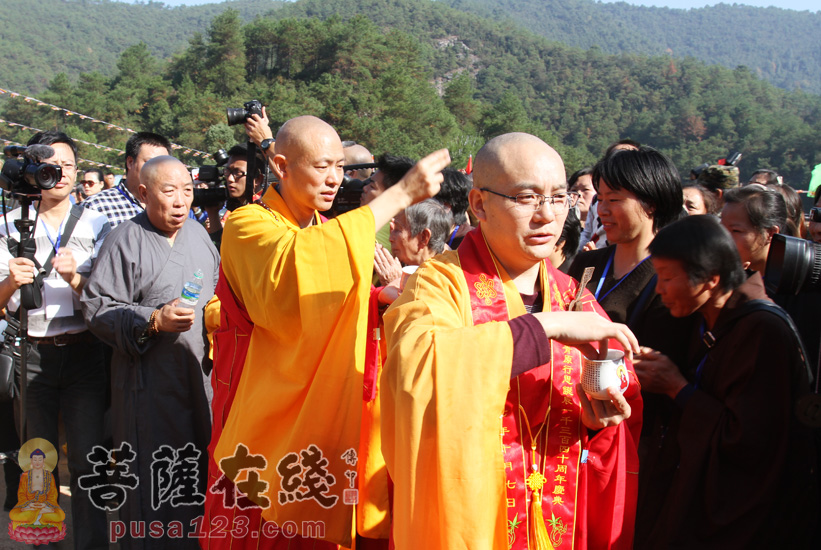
left=581, top=349, right=630, bottom=400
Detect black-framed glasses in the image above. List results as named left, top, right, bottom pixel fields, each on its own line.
left=224, top=169, right=247, bottom=179
left=479, top=188, right=579, bottom=211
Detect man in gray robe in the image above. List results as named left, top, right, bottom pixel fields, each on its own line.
left=82, top=156, right=219, bottom=548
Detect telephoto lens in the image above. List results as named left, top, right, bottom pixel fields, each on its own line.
left=765, top=234, right=821, bottom=294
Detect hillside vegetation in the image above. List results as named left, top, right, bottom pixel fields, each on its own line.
left=443, top=0, right=821, bottom=94
left=0, top=0, right=818, bottom=187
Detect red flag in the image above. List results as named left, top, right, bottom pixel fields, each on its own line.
left=465, top=155, right=473, bottom=175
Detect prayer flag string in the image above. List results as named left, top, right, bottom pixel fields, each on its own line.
left=0, top=86, right=209, bottom=158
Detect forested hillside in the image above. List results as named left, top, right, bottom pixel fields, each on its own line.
left=443, top=0, right=821, bottom=94
left=1, top=0, right=819, bottom=95
left=0, top=0, right=282, bottom=93
left=1, top=0, right=819, bottom=187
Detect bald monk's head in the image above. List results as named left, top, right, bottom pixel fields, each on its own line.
left=344, top=143, right=374, bottom=179
left=469, top=132, right=568, bottom=278
left=269, top=116, right=345, bottom=227
left=138, top=155, right=194, bottom=239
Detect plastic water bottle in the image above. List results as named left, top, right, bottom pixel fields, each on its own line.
left=179, top=269, right=204, bottom=307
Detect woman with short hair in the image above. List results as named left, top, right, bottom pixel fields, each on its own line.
left=720, top=184, right=787, bottom=273
left=633, top=215, right=816, bottom=548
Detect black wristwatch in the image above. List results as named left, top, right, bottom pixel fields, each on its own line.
left=260, top=138, right=274, bottom=151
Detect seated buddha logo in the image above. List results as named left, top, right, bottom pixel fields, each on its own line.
left=8, top=438, right=67, bottom=544
left=616, top=364, right=630, bottom=393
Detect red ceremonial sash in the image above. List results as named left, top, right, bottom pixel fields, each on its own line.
left=458, top=227, right=585, bottom=550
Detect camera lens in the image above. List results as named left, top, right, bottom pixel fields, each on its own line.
left=765, top=234, right=821, bottom=294
left=226, top=108, right=248, bottom=126
left=24, top=163, right=61, bottom=190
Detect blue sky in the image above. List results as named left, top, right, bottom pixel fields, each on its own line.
left=154, top=0, right=819, bottom=11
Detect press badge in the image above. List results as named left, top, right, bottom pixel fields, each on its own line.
left=43, top=277, right=74, bottom=319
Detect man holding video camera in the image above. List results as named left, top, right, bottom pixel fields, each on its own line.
left=0, top=130, right=110, bottom=549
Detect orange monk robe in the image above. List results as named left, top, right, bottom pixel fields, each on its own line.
left=213, top=187, right=375, bottom=547
left=381, top=233, right=641, bottom=549
left=356, top=289, right=392, bottom=541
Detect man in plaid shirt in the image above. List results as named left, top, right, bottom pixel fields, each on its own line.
left=83, top=132, right=171, bottom=227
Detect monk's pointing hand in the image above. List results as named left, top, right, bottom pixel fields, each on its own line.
left=397, top=149, right=451, bottom=205
left=156, top=298, right=196, bottom=333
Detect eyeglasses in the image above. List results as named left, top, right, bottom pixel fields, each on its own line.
left=223, top=169, right=247, bottom=180
left=479, top=188, right=580, bottom=212
left=809, top=207, right=821, bottom=223
left=79, top=180, right=100, bottom=186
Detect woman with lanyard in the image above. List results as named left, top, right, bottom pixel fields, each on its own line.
left=567, top=145, right=699, bottom=544
left=631, top=215, right=816, bottom=548
left=568, top=146, right=694, bottom=366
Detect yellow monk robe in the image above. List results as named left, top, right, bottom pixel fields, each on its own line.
left=214, top=186, right=375, bottom=547
left=381, top=228, right=641, bottom=549
left=381, top=251, right=511, bottom=549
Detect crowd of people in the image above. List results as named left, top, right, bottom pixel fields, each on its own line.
left=0, top=106, right=818, bottom=550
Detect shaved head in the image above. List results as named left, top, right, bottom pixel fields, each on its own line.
left=270, top=115, right=346, bottom=227
left=469, top=132, right=568, bottom=278
left=344, top=144, right=373, bottom=165
left=344, top=143, right=375, bottom=180
left=274, top=116, right=341, bottom=158
left=138, top=155, right=193, bottom=240
left=474, top=132, right=565, bottom=192
left=141, top=156, right=190, bottom=188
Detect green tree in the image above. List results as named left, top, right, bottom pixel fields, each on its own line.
left=206, top=9, right=247, bottom=96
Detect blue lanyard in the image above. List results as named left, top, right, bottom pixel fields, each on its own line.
left=39, top=217, right=65, bottom=254
left=593, top=248, right=649, bottom=301
left=447, top=225, right=460, bottom=247
left=117, top=184, right=143, bottom=210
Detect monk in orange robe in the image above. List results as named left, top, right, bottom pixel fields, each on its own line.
left=203, top=112, right=450, bottom=549
left=381, top=132, right=643, bottom=549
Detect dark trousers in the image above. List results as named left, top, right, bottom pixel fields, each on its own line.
left=19, top=337, right=109, bottom=550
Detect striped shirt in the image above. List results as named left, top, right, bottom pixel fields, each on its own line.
left=0, top=205, right=111, bottom=336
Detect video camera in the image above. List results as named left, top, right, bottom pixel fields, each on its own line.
left=0, top=145, right=62, bottom=197
left=333, top=163, right=378, bottom=215
left=765, top=233, right=821, bottom=294
left=226, top=100, right=263, bottom=126
left=193, top=149, right=229, bottom=209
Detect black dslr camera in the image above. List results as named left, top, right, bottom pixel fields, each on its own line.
left=226, top=100, right=264, bottom=126
left=331, top=163, right=378, bottom=215
left=0, top=145, right=62, bottom=197
left=193, top=149, right=229, bottom=209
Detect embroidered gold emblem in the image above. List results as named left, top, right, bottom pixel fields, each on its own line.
left=525, top=471, right=547, bottom=492
left=548, top=513, right=568, bottom=547
left=474, top=274, right=497, bottom=305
